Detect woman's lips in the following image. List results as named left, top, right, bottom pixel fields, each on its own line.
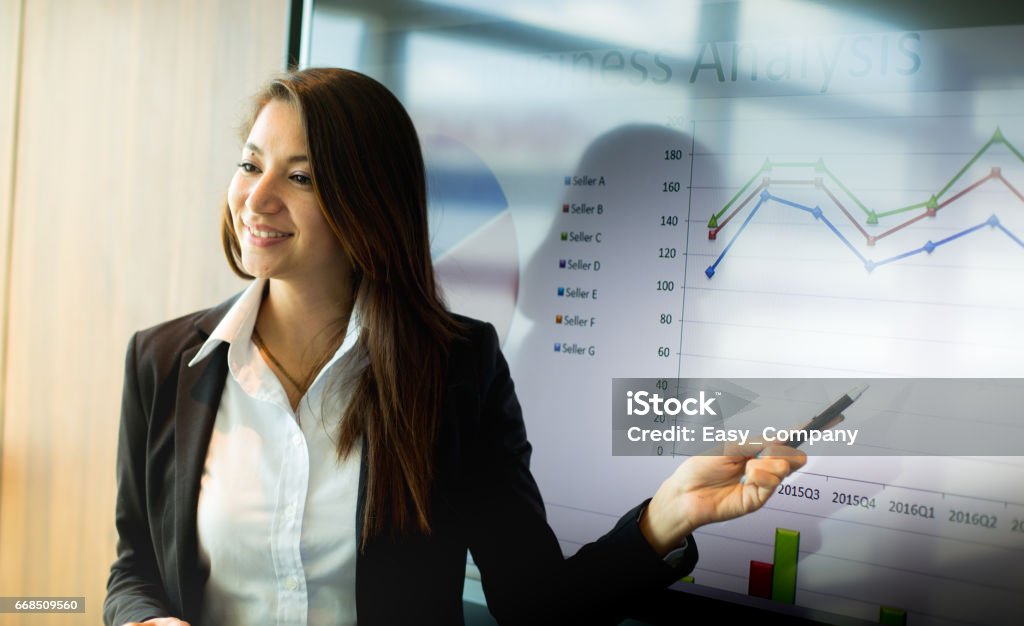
left=243, top=224, right=294, bottom=247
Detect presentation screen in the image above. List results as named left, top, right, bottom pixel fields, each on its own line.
left=302, top=1, right=1024, bottom=623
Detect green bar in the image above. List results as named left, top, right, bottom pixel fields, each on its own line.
left=771, top=528, right=800, bottom=604
left=879, top=606, right=907, bottom=625
left=679, top=575, right=694, bottom=584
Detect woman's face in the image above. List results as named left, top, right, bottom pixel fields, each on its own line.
left=228, top=99, right=349, bottom=285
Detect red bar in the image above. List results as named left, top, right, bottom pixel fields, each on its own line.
left=749, top=560, right=773, bottom=598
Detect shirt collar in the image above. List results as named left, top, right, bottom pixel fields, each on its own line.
left=187, top=278, right=361, bottom=368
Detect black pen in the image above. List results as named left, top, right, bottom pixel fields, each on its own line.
left=785, top=384, right=868, bottom=449
left=740, top=384, right=868, bottom=484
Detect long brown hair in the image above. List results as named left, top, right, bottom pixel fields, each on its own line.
left=222, top=68, right=462, bottom=545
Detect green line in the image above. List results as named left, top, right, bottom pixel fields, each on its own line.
left=936, top=137, right=995, bottom=200
left=771, top=528, right=800, bottom=604
left=824, top=166, right=871, bottom=217
left=713, top=129, right=1020, bottom=230
left=710, top=170, right=760, bottom=226
left=1004, top=137, right=1024, bottom=164
left=879, top=606, right=907, bottom=625
left=875, top=200, right=930, bottom=218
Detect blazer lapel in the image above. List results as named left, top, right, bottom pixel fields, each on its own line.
left=172, top=299, right=235, bottom=621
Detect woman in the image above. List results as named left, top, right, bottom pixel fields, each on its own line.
left=104, top=68, right=804, bottom=626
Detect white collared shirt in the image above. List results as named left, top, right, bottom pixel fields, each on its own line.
left=190, top=279, right=363, bottom=626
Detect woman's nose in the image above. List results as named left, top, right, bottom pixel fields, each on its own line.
left=245, top=174, right=284, bottom=214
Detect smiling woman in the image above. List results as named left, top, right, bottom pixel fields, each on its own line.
left=229, top=101, right=348, bottom=286
left=103, top=67, right=805, bottom=626
left=224, top=98, right=358, bottom=409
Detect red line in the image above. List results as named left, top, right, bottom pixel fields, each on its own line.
left=996, top=173, right=1024, bottom=203
left=717, top=183, right=766, bottom=231
left=937, top=173, right=993, bottom=209
left=821, top=184, right=870, bottom=241
left=871, top=172, right=1008, bottom=243
left=716, top=167, right=1023, bottom=244
left=878, top=211, right=929, bottom=239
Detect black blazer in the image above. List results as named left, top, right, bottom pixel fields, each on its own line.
left=103, top=295, right=697, bottom=626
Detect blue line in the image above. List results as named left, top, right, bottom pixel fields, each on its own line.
left=706, top=197, right=766, bottom=278
left=767, top=194, right=816, bottom=214
left=996, top=223, right=1024, bottom=249
left=819, top=214, right=867, bottom=264
left=707, top=190, right=1024, bottom=278
left=875, top=247, right=926, bottom=267
left=933, top=221, right=988, bottom=246
left=876, top=219, right=997, bottom=266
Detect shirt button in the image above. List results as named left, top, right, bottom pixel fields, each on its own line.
left=284, top=503, right=297, bottom=519
left=291, top=434, right=303, bottom=447
left=284, top=575, right=299, bottom=591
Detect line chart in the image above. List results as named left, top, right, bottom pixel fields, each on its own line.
left=702, top=129, right=1024, bottom=278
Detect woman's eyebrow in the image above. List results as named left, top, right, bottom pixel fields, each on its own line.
left=244, top=142, right=308, bottom=164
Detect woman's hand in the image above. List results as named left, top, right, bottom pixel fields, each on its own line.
left=639, top=443, right=807, bottom=556
left=120, top=619, right=190, bottom=626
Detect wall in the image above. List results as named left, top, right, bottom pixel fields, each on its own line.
left=0, top=0, right=22, bottom=473
left=0, top=1, right=290, bottom=623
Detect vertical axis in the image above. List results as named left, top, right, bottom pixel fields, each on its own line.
left=672, top=120, right=697, bottom=457
left=675, top=121, right=696, bottom=383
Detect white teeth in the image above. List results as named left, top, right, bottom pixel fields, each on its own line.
left=249, top=227, right=290, bottom=239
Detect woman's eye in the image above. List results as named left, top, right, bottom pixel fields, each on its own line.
left=237, top=161, right=259, bottom=174
left=291, top=174, right=312, bottom=186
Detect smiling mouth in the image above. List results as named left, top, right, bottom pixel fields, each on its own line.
left=246, top=225, right=294, bottom=239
